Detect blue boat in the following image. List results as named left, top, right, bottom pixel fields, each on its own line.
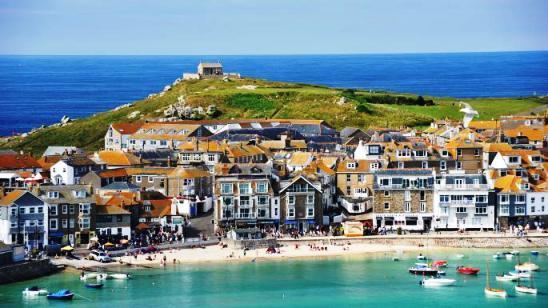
left=531, top=251, right=539, bottom=256
left=85, top=283, right=104, bottom=289
left=47, top=289, right=74, bottom=300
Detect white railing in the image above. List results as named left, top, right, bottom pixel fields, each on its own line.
left=437, top=184, right=490, bottom=190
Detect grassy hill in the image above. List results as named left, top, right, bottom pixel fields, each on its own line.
left=1, top=77, right=546, bottom=155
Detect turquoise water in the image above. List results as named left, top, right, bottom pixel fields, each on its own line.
left=0, top=249, right=546, bottom=307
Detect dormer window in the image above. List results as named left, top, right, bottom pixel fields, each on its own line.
left=531, top=156, right=541, bottom=163
left=397, top=150, right=411, bottom=157
left=370, top=162, right=379, bottom=170
left=508, top=156, right=520, bottom=164
left=456, top=149, right=462, bottom=156
left=347, top=162, right=356, bottom=169
left=73, top=190, right=86, bottom=198
left=441, top=150, right=448, bottom=157
left=47, top=191, right=59, bottom=199
left=414, top=150, right=426, bottom=157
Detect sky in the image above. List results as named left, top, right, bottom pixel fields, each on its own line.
left=0, top=0, right=547, bottom=55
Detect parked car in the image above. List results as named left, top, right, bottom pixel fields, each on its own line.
left=88, top=250, right=112, bottom=263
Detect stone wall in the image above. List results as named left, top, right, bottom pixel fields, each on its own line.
left=277, top=234, right=548, bottom=249
left=0, top=259, right=62, bottom=285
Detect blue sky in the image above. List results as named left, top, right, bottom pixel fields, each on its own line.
left=0, top=0, right=547, bottom=55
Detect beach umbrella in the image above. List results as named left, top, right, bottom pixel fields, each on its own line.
left=119, top=239, right=129, bottom=244
left=90, top=237, right=99, bottom=242
left=61, top=245, right=74, bottom=251
left=104, top=242, right=114, bottom=247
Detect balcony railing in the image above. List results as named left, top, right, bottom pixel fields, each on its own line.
left=440, top=200, right=476, bottom=206
left=437, top=184, right=490, bottom=190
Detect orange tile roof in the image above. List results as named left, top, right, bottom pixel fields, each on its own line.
left=168, top=167, right=211, bottom=178
left=336, top=159, right=375, bottom=173
left=36, top=155, right=61, bottom=170
left=125, top=167, right=175, bottom=176
left=504, top=125, right=545, bottom=141
left=95, top=204, right=131, bottom=215
left=483, top=143, right=513, bottom=152
left=98, top=168, right=129, bottom=178
left=0, top=190, right=26, bottom=206
left=288, top=152, right=312, bottom=166
left=0, top=153, right=41, bottom=170
left=469, top=120, right=499, bottom=130
left=97, top=151, right=142, bottom=166
left=112, top=122, right=143, bottom=134
left=494, top=175, right=523, bottom=193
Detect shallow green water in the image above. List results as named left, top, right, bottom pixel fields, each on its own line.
left=1, top=249, right=547, bottom=307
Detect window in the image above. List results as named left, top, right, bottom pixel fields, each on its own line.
left=421, top=161, right=428, bottom=169
left=500, top=205, right=509, bottom=215
left=160, top=140, right=167, bottom=146
left=531, top=197, right=535, bottom=203
left=69, top=219, right=75, bottom=228
left=404, top=202, right=411, bottom=212
left=240, top=196, right=250, bottom=207
left=47, top=191, right=59, bottom=199
left=208, top=154, right=215, bottom=162
left=347, top=162, right=356, bottom=169
left=62, top=219, right=68, bottom=228
left=456, top=207, right=467, bottom=213
left=384, top=191, right=391, bottom=197
left=307, top=195, right=314, bottom=204
left=456, top=161, right=463, bottom=170
left=29, top=207, right=35, bottom=214
left=499, top=194, right=509, bottom=204
left=516, top=206, right=525, bottom=215
left=370, top=162, right=379, bottom=170
left=531, top=206, right=535, bottom=213
left=49, top=205, right=57, bottom=215
left=508, top=156, right=519, bottom=164
left=368, top=145, right=380, bottom=155
left=358, top=174, right=365, bottom=182
left=440, top=161, right=446, bottom=170
left=457, top=149, right=462, bottom=156
left=79, top=203, right=90, bottom=215
left=384, top=202, right=390, bottom=210
left=307, top=207, right=314, bottom=217
left=80, top=218, right=90, bottom=229
left=288, top=195, right=295, bottom=205
left=117, top=216, right=123, bottom=222
left=455, top=179, right=464, bottom=188
left=149, top=176, right=154, bottom=183
left=398, top=161, right=404, bottom=169
left=117, top=228, right=123, bottom=235
left=136, top=176, right=142, bottom=183
left=476, top=195, right=487, bottom=203
left=346, top=174, right=351, bottom=182
left=516, top=195, right=526, bottom=204
left=50, top=219, right=58, bottom=230
left=274, top=208, right=278, bottom=216
left=38, top=207, right=43, bottom=214
left=404, top=190, right=411, bottom=201
left=381, top=178, right=390, bottom=186
left=288, top=207, right=295, bottom=218
left=420, top=202, right=426, bottom=212
left=19, top=207, right=25, bottom=214
left=440, top=195, right=449, bottom=203
left=10, top=207, right=16, bottom=216
left=441, top=150, right=448, bottom=157
left=257, top=181, right=268, bottom=193
left=475, top=205, right=487, bottom=214
left=239, top=183, right=251, bottom=195
left=69, top=205, right=75, bottom=214
left=221, top=183, right=233, bottom=194
left=474, top=149, right=480, bottom=156
left=420, top=191, right=426, bottom=201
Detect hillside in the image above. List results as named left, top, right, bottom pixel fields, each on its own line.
left=1, top=77, right=546, bottom=155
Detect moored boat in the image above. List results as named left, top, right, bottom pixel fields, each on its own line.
left=433, top=260, right=448, bottom=268
left=515, top=262, right=539, bottom=271
left=420, top=277, right=456, bottom=287
left=515, top=285, right=537, bottom=294
left=510, top=250, right=520, bottom=256
left=47, top=289, right=74, bottom=300
left=485, top=260, right=507, bottom=298
left=109, top=273, right=131, bottom=280
left=96, top=273, right=109, bottom=280
left=85, top=283, right=104, bottom=289
left=456, top=266, right=480, bottom=275
left=416, top=254, right=427, bottom=261
left=80, top=272, right=98, bottom=280
left=492, top=253, right=503, bottom=259
left=495, top=274, right=519, bottom=282
left=409, top=264, right=438, bottom=276
left=505, top=254, right=513, bottom=260
left=22, top=286, right=48, bottom=296
left=530, top=251, right=539, bottom=256
left=455, top=254, right=465, bottom=259
left=508, top=270, right=531, bottom=279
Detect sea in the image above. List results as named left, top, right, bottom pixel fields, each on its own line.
left=0, top=51, right=548, bottom=136
left=0, top=249, right=546, bottom=307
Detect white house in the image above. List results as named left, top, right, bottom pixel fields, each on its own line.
left=527, top=191, right=548, bottom=230
left=50, top=157, right=98, bottom=185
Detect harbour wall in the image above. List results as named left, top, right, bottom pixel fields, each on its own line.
left=276, top=234, right=548, bottom=249
left=0, top=259, right=62, bottom=285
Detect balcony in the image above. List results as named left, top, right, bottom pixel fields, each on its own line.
left=440, top=200, right=475, bottom=206
left=437, top=184, right=490, bottom=190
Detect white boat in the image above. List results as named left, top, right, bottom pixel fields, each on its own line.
left=22, top=287, right=48, bottom=296
left=96, top=273, right=109, bottom=280
left=80, top=272, right=98, bottom=280
left=508, top=270, right=531, bottom=279
left=420, top=277, right=456, bottom=287
left=109, top=273, right=131, bottom=280
left=515, top=285, right=537, bottom=294
left=515, top=262, right=539, bottom=271
left=484, top=287, right=508, bottom=298
left=510, top=250, right=520, bottom=255
left=485, top=260, right=507, bottom=298
left=495, top=274, right=519, bottom=282
left=505, top=254, right=514, bottom=260
left=492, top=253, right=503, bottom=259
left=392, top=257, right=400, bottom=261
left=417, top=255, right=427, bottom=260
left=455, top=254, right=465, bottom=259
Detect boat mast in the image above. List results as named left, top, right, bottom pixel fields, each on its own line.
left=486, top=260, right=490, bottom=289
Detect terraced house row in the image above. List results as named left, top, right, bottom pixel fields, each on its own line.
left=0, top=115, right=546, bottom=249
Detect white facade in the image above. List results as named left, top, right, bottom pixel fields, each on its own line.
left=433, top=176, right=494, bottom=230
left=527, top=191, right=548, bottom=217
left=50, top=160, right=75, bottom=185
left=96, top=227, right=131, bottom=239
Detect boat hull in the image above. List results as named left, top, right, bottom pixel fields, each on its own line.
left=409, top=268, right=438, bottom=276
left=484, top=288, right=507, bottom=298
left=421, top=278, right=456, bottom=287
left=515, top=286, right=537, bottom=294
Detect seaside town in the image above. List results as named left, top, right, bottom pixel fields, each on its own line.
left=0, top=64, right=547, bottom=300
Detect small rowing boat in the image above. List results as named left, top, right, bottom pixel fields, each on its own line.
left=456, top=266, right=480, bottom=275
left=495, top=274, right=519, bottom=282
left=80, top=272, right=98, bottom=280
left=109, top=273, right=131, bottom=280
left=530, top=251, right=539, bottom=256
left=409, top=264, right=438, bottom=276
left=420, top=277, right=456, bottom=287
left=485, top=261, right=507, bottom=298
left=47, top=289, right=74, bottom=300
left=22, top=286, right=48, bottom=296
left=492, top=252, right=503, bottom=259
left=508, top=270, right=531, bottom=279
left=433, top=260, right=448, bottom=268
left=96, top=273, right=109, bottom=280
left=515, top=262, right=539, bottom=271
left=85, top=283, right=104, bottom=289
left=515, top=271, right=537, bottom=295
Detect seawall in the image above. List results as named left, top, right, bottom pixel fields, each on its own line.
left=276, top=234, right=548, bottom=249
left=0, top=259, right=63, bottom=285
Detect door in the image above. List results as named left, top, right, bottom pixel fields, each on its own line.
left=68, top=234, right=74, bottom=246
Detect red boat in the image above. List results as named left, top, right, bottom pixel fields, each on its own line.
left=456, top=266, right=480, bottom=275
left=433, top=260, right=448, bottom=268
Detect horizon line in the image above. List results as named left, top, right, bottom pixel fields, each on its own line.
left=1, top=49, right=547, bottom=57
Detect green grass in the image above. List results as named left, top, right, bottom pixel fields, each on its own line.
left=0, top=77, right=545, bottom=155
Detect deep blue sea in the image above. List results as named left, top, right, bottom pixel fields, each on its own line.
left=1, top=52, right=547, bottom=136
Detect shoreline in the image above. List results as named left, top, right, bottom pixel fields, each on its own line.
left=53, top=234, right=548, bottom=272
